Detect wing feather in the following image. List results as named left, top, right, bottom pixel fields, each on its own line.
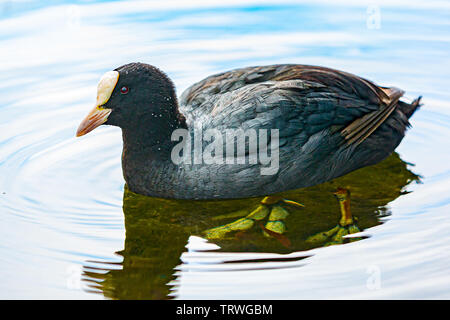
left=180, top=64, right=406, bottom=147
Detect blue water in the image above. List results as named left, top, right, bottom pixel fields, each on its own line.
left=0, top=0, right=449, bottom=299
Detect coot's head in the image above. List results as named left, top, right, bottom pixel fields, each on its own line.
left=76, top=62, right=179, bottom=137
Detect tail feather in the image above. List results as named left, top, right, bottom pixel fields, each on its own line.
left=400, top=96, right=422, bottom=119
left=341, top=94, right=422, bottom=147
left=342, top=88, right=404, bottom=146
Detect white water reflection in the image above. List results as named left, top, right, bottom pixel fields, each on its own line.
left=0, top=0, right=449, bottom=299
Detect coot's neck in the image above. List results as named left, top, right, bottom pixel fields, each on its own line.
left=119, top=98, right=190, bottom=198
left=122, top=106, right=187, bottom=160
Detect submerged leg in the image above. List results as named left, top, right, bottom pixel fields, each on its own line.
left=306, top=188, right=360, bottom=246
left=204, top=205, right=270, bottom=239
left=204, top=195, right=303, bottom=240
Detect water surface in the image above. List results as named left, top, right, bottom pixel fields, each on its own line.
left=0, top=0, right=449, bottom=299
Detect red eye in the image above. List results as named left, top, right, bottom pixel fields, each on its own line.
left=120, top=86, right=129, bottom=94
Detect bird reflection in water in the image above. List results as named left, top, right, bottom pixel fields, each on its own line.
left=82, top=152, right=420, bottom=299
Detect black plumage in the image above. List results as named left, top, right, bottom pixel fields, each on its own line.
left=78, top=63, right=421, bottom=200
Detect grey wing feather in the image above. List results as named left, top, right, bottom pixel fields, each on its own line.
left=179, top=64, right=407, bottom=147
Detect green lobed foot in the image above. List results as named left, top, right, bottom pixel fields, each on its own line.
left=204, top=205, right=270, bottom=240
left=306, top=220, right=360, bottom=246
left=263, top=205, right=289, bottom=237
left=203, top=197, right=303, bottom=240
